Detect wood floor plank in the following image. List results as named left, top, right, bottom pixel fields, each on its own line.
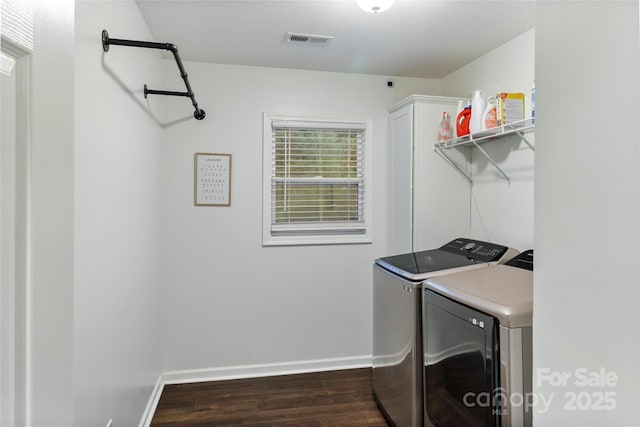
left=150, top=368, right=388, bottom=426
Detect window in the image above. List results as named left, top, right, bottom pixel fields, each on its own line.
left=263, top=115, right=372, bottom=246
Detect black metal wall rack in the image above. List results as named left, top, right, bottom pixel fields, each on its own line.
left=101, top=29, right=205, bottom=120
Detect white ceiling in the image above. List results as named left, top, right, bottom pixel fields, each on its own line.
left=136, top=0, right=535, bottom=79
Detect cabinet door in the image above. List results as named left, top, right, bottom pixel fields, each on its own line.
left=389, top=96, right=471, bottom=255
left=389, top=104, right=414, bottom=255
left=412, top=101, right=470, bottom=251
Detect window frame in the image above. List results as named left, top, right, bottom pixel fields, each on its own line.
left=262, top=114, right=373, bottom=246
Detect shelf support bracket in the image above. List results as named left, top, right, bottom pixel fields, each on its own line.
left=470, top=140, right=511, bottom=184
left=435, top=149, right=472, bottom=183
left=515, top=131, right=535, bottom=151
left=433, top=119, right=534, bottom=185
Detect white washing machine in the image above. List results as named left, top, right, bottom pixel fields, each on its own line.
left=422, top=250, right=533, bottom=427
left=372, top=238, right=518, bottom=427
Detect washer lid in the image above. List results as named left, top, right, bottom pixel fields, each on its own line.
left=424, top=264, right=533, bottom=328
left=374, top=238, right=515, bottom=281
left=375, top=249, right=480, bottom=281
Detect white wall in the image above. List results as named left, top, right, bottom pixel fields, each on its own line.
left=534, top=2, right=639, bottom=425
left=158, top=63, right=441, bottom=375
left=29, top=1, right=75, bottom=425
left=442, top=29, right=535, bottom=251
left=28, top=2, right=640, bottom=426
left=74, top=1, right=163, bottom=426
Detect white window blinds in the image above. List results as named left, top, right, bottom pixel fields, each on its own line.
left=1, top=0, right=34, bottom=53
left=268, top=119, right=367, bottom=238
left=1, top=0, right=33, bottom=76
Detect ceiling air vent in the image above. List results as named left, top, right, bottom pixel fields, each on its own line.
left=286, top=32, right=334, bottom=45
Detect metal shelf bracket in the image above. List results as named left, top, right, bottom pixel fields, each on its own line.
left=434, top=118, right=535, bottom=185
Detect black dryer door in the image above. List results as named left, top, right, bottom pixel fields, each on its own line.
left=423, top=290, right=500, bottom=427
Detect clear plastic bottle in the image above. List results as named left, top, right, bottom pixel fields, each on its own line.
left=531, top=79, right=536, bottom=124
left=438, top=112, right=451, bottom=143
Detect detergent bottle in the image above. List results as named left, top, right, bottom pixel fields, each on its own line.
left=456, top=103, right=472, bottom=137
left=469, top=90, right=485, bottom=134
left=482, top=96, right=498, bottom=130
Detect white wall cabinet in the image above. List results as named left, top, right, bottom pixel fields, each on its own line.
left=388, top=95, right=471, bottom=254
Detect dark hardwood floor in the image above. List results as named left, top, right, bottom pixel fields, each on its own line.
left=150, top=368, right=389, bottom=426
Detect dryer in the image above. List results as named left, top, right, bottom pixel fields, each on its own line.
left=372, top=238, right=518, bottom=427
left=422, top=250, right=534, bottom=427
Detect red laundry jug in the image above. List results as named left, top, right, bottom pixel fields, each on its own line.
left=456, top=106, right=471, bottom=137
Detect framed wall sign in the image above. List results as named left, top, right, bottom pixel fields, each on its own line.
left=194, top=153, right=232, bottom=206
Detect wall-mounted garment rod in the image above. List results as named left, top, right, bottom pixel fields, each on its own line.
left=101, top=29, right=205, bottom=120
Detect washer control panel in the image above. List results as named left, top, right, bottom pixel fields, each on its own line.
left=440, top=238, right=508, bottom=262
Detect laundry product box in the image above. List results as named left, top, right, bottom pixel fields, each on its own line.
left=497, top=92, right=525, bottom=125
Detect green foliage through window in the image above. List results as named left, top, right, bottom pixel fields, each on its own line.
left=272, top=127, right=364, bottom=226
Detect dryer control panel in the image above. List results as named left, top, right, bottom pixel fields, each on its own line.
left=440, top=238, right=509, bottom=262
left=506, top=249, right=534, bottom=271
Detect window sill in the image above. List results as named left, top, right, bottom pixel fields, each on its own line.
left=262, top=233, right=372, bottom=247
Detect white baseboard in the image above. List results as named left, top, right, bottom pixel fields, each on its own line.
left=138, top=355, right=372, bottom=426
left=138, top=374, right=165, bottom=427
left=163, top=355, right=372, bottom=385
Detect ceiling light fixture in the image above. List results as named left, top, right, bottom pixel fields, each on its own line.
left=357, top=0, right=395, bottom=13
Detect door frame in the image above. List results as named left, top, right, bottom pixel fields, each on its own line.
left=1, top=37, right=32, bottom=427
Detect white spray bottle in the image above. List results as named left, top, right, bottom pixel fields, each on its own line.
left=469, top=90, right=485, bottom=134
